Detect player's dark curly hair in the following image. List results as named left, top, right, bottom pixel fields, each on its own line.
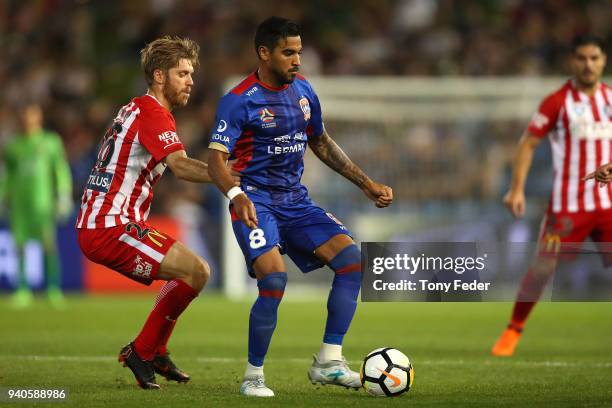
left=571, top=34, right=606, bottom=54
left=254, top=16, right=301, bottom=57
left=140, top=36, right=200, bottom=86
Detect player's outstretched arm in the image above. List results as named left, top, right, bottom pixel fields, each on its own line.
left=503, top=131, right=542, bottom=219
left=165, top=150, right=241, bottom=185
left=165, top=150, right=213, bottom=183
left=208, top=149, right=258, bottom=228
left=308, top=130, right=393, bottom=208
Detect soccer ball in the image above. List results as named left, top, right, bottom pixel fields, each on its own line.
left=360, top=347, right=414, bottom=397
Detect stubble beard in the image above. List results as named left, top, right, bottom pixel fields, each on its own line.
left=163, top=82, right=188, bottom=108
left=577, top=74, right=598, bottom=89
left=272, top=66, right=296, bottom=86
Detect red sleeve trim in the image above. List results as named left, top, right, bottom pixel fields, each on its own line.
left=231, top=73, right=259, bottom=95
left=156, top=143, right=185, bottom=161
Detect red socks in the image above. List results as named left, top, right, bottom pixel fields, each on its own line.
left=510, top=302, right=535, bottom=330
left=156, top=319, right=177, bottom=356
left=510, top=265, right=554, bottom=330
left=134, top=279, right=198, bottom=360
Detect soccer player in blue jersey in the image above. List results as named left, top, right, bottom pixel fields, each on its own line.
left=208, top=17, right=393, bottom=397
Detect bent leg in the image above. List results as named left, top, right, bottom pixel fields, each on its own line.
left=507, top=211, right=590, bottom=332
left=314, top=234, right=361, bottom=361
left=134, top=241, right=210, bottom=360
left=305, top=234, right=362, bottom=388
left=158, top=240, right=210, bottom=291
left=492, top=255, right=557, bottom=357
left=493, top=211, right=591, bottom=357
left=511, top=255, right=557, bottom=329
left=230, top=206, right=285, bottom=396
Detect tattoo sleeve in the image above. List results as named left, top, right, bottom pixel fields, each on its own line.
left=308, top=130, right=370, bottom=188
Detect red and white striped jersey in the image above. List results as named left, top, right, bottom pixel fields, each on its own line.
left=528, top=80, right=612, bottom=213
left=76, top=94, right=184, bottom=229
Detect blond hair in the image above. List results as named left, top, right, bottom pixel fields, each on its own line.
left=140, top=36, right=200, bottom=85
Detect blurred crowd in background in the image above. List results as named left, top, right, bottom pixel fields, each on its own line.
left=1, top=0, right=611, bottom=259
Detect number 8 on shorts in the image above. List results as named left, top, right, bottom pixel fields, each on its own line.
left=249, top=228, right=267, bottom=249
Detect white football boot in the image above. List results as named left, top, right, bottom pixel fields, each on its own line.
left=308, top=355, right=361, bottom=389
left=240, top=375, right=275, bottom=397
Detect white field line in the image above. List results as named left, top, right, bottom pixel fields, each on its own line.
left=1, top=355, right=612, bottom=368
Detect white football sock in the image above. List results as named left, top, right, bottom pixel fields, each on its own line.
left=317, top=343, right=342, bottom=362
left=244, top=362, right=264, bottom=378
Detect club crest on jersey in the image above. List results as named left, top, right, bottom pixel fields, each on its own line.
left=299, top=97, right=311, bottom=121
left=259, top=108, right=276, bottom=128
left=573, top=102, right=587, bottom=116
left=605, top=105, right=612, bottom=118
left=216, top=119, right=228, bottom=132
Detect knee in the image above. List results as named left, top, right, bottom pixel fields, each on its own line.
left=329, top=244, right=361, bottom=276
left=190, top=257, right=211, bottom=291
left=257, top=272, right=287, bottom=301
left=258, top=272, right=287, bottom=289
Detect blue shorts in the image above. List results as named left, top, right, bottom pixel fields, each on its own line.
left=230, top=194, right=352, bottom=278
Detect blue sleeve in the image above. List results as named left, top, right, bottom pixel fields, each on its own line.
left=307, top=87, right=324, bottom=138
left=208, top=93, right=246, bottom=154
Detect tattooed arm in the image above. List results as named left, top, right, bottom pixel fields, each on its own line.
left=308, top=130, right=393, bottom=208
left=308, top=130, right=369, bottom=187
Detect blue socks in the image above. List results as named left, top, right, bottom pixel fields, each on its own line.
left=247, top=245, right=361, bottom=366
left=248, top=272, right=287, bottom=367
left=324, top=244, right=362, bottom=345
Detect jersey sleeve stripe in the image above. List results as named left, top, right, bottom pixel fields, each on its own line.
left=208, top=142, right=230, bottom=153
left=230, top=73, right=258, bottom=95
left=232, top=130, right=254, bottom=172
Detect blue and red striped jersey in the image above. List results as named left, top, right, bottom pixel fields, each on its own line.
left=208, top=72, right=324, bottom=204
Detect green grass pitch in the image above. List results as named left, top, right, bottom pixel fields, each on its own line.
left=1, top=294, right=611, bottom=407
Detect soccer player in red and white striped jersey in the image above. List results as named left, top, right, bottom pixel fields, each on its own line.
left=492, top=35, right=610, bottom=356
left=76, top=37, right=231, bottom=388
